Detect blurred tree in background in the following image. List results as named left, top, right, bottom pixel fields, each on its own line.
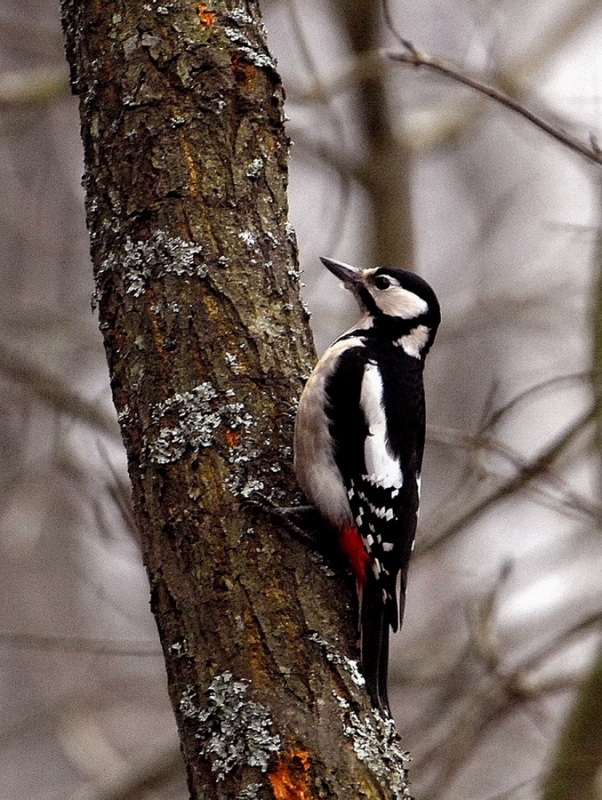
left=1, top=1, right=601, bottom=799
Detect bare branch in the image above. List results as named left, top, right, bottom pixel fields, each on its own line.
left=0, top=65, right=69, bottom=108
left=71, top=745, right=183, bottom=800
left=381, top=0, right=418, bottom=55
left=0, top=631, right=160, bottom=656
left=415, top=585, right=600, bottom=799
left=483, top=372, right=589, bottom=430
left=385, top=44, right=602, bottom=167
left=422, top=407, right=596, bottom=553
left=0, top=339, right=119, bottom=438
left=482, top=774, right=543, bottom=800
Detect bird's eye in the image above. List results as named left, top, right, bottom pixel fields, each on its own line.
left=374, top=276, right=392, bottom=290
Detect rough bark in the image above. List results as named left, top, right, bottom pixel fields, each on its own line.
left=61, top=1, right=411, bottom=798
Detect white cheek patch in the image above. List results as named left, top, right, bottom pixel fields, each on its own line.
left=395, top=325, right=430, bottom=358
left=374, top=286, right=428, bottom=319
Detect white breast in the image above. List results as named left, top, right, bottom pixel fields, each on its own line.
left=294, top=337, right=365, bottom=528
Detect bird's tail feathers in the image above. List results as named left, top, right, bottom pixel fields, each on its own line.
left=359, top=576, right=392, bottom=715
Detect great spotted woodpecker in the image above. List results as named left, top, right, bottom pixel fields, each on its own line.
left=294, top=257, right=440, bottom=713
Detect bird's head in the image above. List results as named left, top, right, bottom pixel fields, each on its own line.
left=320, top=256, right=440, bottom=357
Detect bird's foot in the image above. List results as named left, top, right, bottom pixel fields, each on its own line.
left=241, top=493, right=341, bottom=564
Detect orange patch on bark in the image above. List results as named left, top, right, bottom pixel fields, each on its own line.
left=268, top=749, right=312, bottom=800
left=180, top=137, right=199, bottom=196
left=225, top=429, right=240, bottom=447
left=196, top=4, right=215, bottom=26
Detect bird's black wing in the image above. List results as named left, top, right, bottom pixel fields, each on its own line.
left=324, top=340, right=425, bottom=713
left=325, top=341, right=424, bottom=626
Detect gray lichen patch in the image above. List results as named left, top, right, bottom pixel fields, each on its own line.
left=309, top=632, right=365, bottom=689
left=225, top=352, right=241, bottom=374
left=94, top=230, right=206, bottom=305
left=179, top=672, right=281, bottom=782
left=226, top=474, right=265, bottom=499
left=335, top=696, right=412, bottom=798
left=169, top=638, right=188, bottom=658
left=222, top=8, right=275, bottom=72
left=238, top=230, right=257, bottom=249
left=236, top=783, right=264, bottom=800
left=179, top=684, right=200, bottom=720
left=246, top=157, right=264, bottom=179
left=144, top=381, right=255, bottom=465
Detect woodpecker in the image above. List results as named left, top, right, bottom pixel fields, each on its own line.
left=294, top=256, right=440, bottom=713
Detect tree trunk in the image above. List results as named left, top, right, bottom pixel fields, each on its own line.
left=61, top=1, right=411, bottom=798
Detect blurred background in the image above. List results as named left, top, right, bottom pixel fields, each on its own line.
left=1, top=1, right=602, bottom=798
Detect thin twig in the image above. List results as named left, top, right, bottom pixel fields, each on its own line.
left=422, top=407, right=596, bottom=553
left=482, top=773, right=544, bottom=800
left=0, top=339, right=119, bottom=438
left=384, top=45, right=602, bottom=168
left=73, top=747, right=183, bottom=800
left=484, top=372, right=589, bottom=430
left=519, top=612, right=602, bottom=676
left=418, top=607, right=598, bottom=799
left=381, top=0, right=417, bottom=55
left=427, top=413, right=602, bottom=530
left=0, top=65, right=70, bottom=108
left=0, top=631, right=160, bottom=656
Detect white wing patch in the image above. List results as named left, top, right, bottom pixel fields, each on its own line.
left=360, top=362, right=403, bottom=490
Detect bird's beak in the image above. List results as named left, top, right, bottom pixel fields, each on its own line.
left=320, top=257, right=363, bottom=290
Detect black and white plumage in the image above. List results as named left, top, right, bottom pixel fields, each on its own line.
left=294, top=257, right=440, bottom=713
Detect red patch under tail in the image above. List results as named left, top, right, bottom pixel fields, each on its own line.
left=338, top=524, right=371, bottom=586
